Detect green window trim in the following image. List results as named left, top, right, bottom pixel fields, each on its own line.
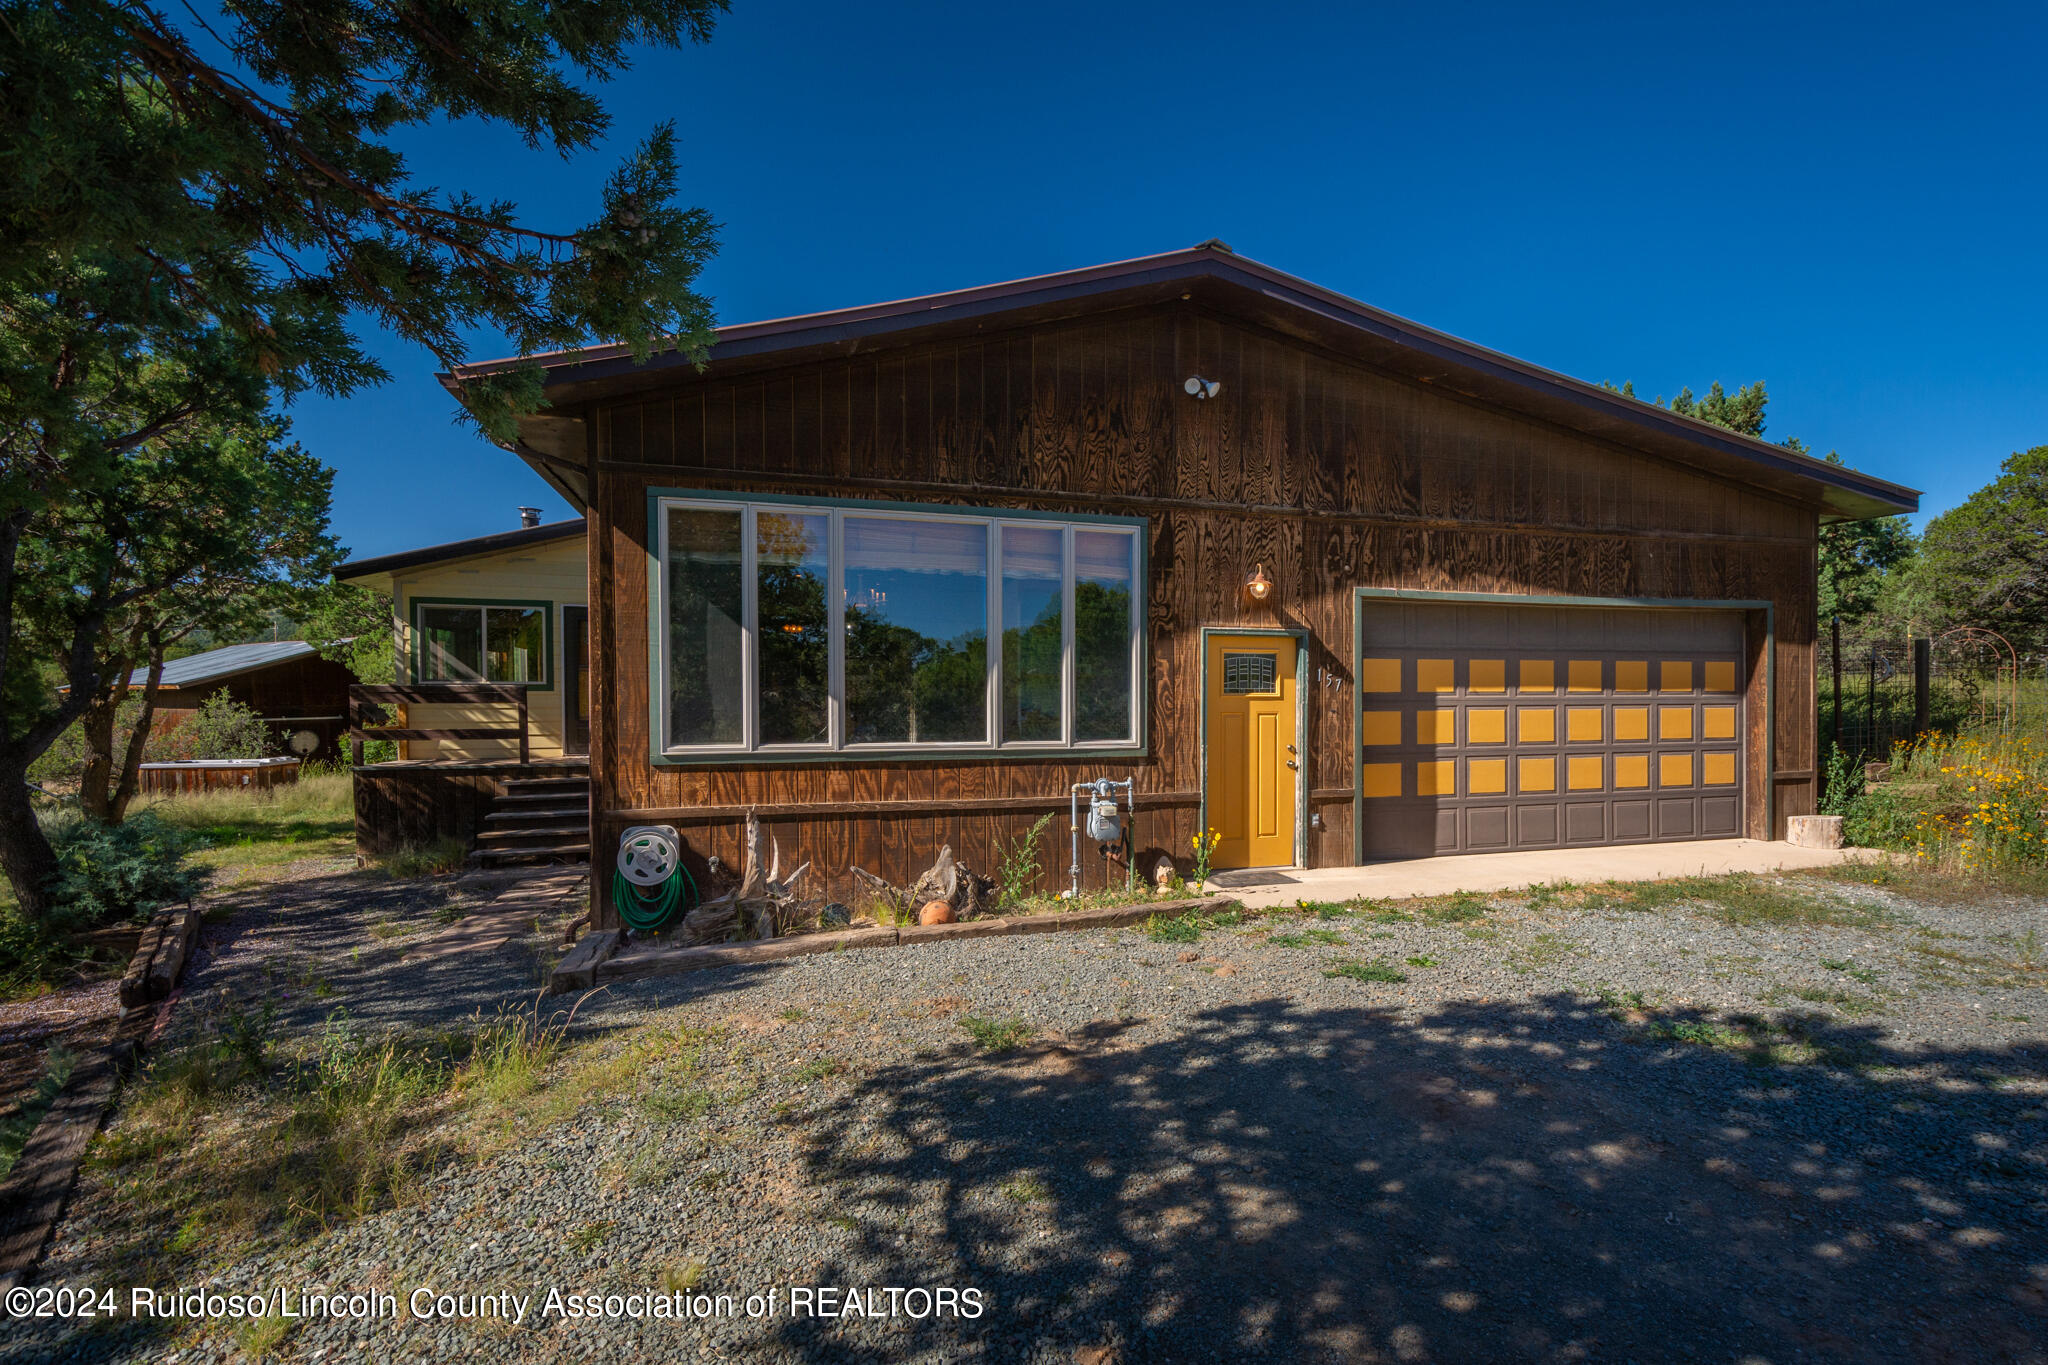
left=409, top=597, right=556, bottom=692
left=644, top=488, right=1149, bottom=766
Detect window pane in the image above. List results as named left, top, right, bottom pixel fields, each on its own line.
left=756, top=512, right=829, bottom=745
left=1073, top=530, right=1135, bottom=741
left=844, top=518, right=987, bottom=744
left=419, top=606, right=483, bottom=682
left=666, top=506, right=745, bottom=746
left=1000, top=526, right=1063, bottom=742
left=485, top=607, right=545, bottom=683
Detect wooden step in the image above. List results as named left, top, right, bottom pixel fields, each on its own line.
left=503, top=776, right=590, bottom=792
left=476, top=823, right=587, bottom=844
left=471, top=842, right=590, bottom=865
left=495, top=789, right=589, bottom=804
left=484, top=805, right=586, bottom=824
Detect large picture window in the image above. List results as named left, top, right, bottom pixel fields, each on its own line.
left=656, top=498, right=1142, bottom=756
left=417, top=602, right=549, bottom=686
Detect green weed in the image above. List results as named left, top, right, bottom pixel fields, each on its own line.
left=1269, top=929, right=1345, bottom=948
left=1324, top=958, right=1407, bottom=984
left=1000, top=1172, right=1052, bottom=1204
left=960, top=1016, right=1035, bottom=1054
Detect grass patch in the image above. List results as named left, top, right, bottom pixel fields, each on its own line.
left=145, top=770, right=355, bottom=874
left=235, top=1312, right=294, bottom=1358
left=0, top=1044, right=77, bottom=1181
left=1000, top=1171, right=1052, bottom=1204
left=1145, top=914, right=1201, bottom=943
left=644, top=1086, right=713, bottom=1122
left=959, top=1015, right=1035, bottom=1054
left=569, top=1220, right=613, bottom=1253
left=1813, top=857, right=2048, bottom=907
left=1293, top=899, right=1354, bottom=920
left=1144, top=903, right=1247, bottom=942
left=1522, top=872, right=1889, bottom=929
left=1405, top=954, right=1440, bottom=968
left=1415, top=893, right=1489, bottom=923
left=1508, top=931, right=1583, bottom=974
left=1620, top=1004, right=1879, bottom=1069
left=1325, top=958, right=1407, bottom=984
left=660, top=1259, right=707, bottom=1293
left=81, top=993, right=579, bottom=1284
left=375, top=837, right=469, bottom=880
left=1788, top=985, right=1872, bottom=1011
left=1821, top=958, right=1880, bottom=985
left=1356, top=900, right=1412, bottom=924
left=1268, top=929, right=1345, bottom=948
left=793, top=1056, right=846, bottom=1084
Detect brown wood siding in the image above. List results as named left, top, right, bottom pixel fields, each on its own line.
left=584, top=305, right=1819, bottom=919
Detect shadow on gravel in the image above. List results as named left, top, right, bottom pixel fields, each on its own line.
left=175, top=874, right=554, bottom=1041
left=783, top=994, right=2047, bottom=1364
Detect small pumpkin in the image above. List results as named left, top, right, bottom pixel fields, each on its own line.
left=918, top=899, right=957, bottom=925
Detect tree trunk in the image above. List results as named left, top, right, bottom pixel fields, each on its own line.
left=0, top=757, right=60, bottom=919
left=76, top=673, right=126, bottom=824
left=109, top=643, right=167, bottom=823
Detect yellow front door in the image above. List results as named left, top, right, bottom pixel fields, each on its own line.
left=1205, top=635, right=1298, bottom=869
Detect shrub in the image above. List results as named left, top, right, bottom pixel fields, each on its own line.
left=1819, top=741, right=1864, bottom=817
left=995, top=813, right=1055, bottom=907
left=1846, top=731, right=2048, bottom=872
left=42, top=811, right=207, bottom=928
left=149, top=692, right=271, bottom=762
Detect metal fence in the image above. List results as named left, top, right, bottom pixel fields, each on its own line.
left=1823, top=621, right=2046, bottom=763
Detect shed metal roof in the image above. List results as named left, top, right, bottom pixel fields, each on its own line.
left=133, top=640, right=319, bottom=689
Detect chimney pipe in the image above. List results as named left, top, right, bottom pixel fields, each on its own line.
left=518, top=506, right=542, bottom=530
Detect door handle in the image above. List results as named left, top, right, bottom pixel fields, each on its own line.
left=1285, top=759, right=1299, bottom=770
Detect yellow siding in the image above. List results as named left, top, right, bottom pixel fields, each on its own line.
left=393, top=536, right=587, bottom=761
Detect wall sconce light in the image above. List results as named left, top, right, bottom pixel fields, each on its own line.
left=1183, top=376, right=1221, bottom=400
left=1244, top=562, right=1274, bottom=603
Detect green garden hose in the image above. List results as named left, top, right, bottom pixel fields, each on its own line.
left=612, top=862, right=698, bottom=933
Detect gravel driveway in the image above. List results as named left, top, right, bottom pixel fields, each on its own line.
left=12, top=869, right=2046, bottom=1363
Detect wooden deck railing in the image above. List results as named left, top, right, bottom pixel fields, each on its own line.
left=350, top=683, right=529, bottom=765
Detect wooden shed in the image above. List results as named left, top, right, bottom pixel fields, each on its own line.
left=447, top=243, right=1919, bottom=924
left=137, top=640, right=358, bottom=762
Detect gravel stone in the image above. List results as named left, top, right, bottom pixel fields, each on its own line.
left=10, top=869, right=2045, bottom=1363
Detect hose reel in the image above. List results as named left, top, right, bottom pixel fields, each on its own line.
left=613, top=825, right=698, bottom=933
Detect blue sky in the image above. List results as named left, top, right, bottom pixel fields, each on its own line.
left=297, top=1, right=2048, bottom=560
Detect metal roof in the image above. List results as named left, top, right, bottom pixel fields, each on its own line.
left=447, top=243, right=1919, bottom=524
left=334, top=517, right=586, bottom=583
left=134, top=640, right=319, bottom=689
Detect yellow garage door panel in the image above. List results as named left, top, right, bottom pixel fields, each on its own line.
left=1358, top=601, right=1748, bottom=858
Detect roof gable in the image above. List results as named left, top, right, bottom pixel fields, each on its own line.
left=448, top=245, right=1918, bottom=524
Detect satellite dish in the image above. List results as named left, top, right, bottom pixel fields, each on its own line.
left=288, top=729, right=320, bottom=756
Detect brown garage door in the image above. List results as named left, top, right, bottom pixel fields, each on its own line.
left=1357, top=602, right=1746, bottom=859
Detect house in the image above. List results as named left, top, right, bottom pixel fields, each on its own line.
left=334, top=514, right=590, bottom=761
left=435, top=242, right=1917, bottom=917
left=134, top=640, right=359, bottom=761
